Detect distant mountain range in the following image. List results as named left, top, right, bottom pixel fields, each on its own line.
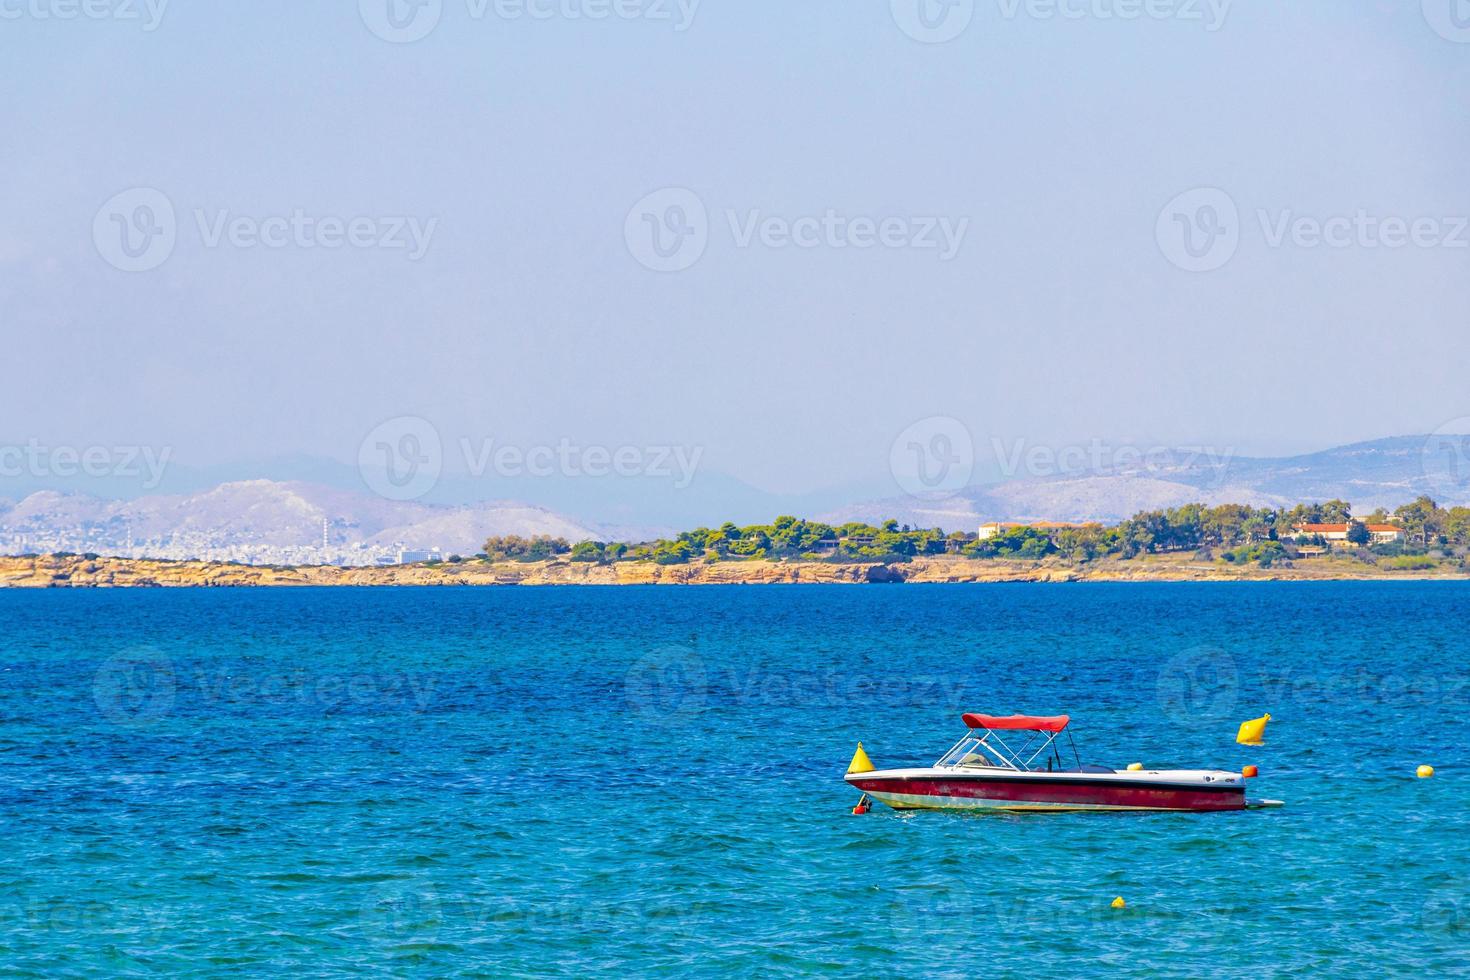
left=0, top=481, right=607, bottom=565
left=821, top=436, right=1470, bottom=532
left=0, top=450, right=876, bottom=534
left=1, top=436, right=1466, bottom=559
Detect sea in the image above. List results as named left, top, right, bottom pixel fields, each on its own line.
left=1, top=583, right=1466, bottom=976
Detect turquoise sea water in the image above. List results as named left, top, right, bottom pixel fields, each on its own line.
left=1, top=583, right=1466, bottom=976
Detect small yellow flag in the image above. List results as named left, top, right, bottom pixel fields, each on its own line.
left=1237, top=713, right=1271, bottom=744
left=847, top=742, right=875, bottom=774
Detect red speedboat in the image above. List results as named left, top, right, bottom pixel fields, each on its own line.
left=845, top=713, right=1278, bottom=813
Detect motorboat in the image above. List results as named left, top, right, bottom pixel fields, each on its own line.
left=845, top=713, right=1281, bottom=813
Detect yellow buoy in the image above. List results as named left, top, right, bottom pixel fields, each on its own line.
left=1417, top=765, right=1434, bottom=779
left=1111, top=897, right=1126, bottom=909
left=847, top=742, right=875, bottom=775
left=1236, top=713, right=1271, bottom=744
left=1126, top=762, right=1143, bottom=772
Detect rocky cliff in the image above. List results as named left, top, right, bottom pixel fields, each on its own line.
left=0, top=553, right=1464, bottom=587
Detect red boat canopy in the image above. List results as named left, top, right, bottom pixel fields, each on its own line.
left=962, top=713, right=1070, bottom=732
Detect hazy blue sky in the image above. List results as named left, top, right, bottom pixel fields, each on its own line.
left=3, top=0, right=1468, bottom=501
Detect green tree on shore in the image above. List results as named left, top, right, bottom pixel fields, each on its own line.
left=1393, top=497, right=1442, bottom=546
left=483, top=535, right=572, bottom=561
left=592, top=498, right=1470, bottom=568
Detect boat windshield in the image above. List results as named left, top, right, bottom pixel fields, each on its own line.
left=936, top=724, right=1082, bottom=772
left=936, top=736, right=1010, bottom=769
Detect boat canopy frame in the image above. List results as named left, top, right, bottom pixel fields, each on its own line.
left=936, top=719, right=1083, bottom=773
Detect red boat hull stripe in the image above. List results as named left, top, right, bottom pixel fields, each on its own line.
left=847, top=776, right=1245, bottom=811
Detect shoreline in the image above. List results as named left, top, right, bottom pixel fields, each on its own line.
left=1, top=553, right=1466, bottom=588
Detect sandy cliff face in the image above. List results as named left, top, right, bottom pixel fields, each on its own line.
left=0, top=555, right=877, bottom=587
left=0, top=554, right=960, bottom=587
left=0, top=553, right=1463, bottom=588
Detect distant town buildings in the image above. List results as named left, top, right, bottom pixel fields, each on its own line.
left=0, top=523, right=446, bottom=567
left=1290, top=522, right=1404, bottom=546
left=977, top=521, right=1100, bottom=540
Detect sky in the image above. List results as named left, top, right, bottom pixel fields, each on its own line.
left=2, top=0, right=1469, bottom=513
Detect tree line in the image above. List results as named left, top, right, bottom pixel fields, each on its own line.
left=479, top=497, right=1470, bottom=567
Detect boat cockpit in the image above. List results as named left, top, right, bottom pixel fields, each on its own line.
left=936, top=715, right=1114, bottom=774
